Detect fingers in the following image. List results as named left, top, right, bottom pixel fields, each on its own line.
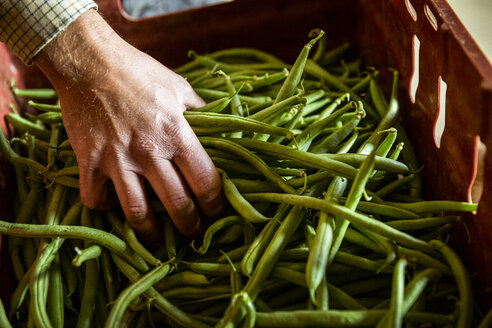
left=79, top=165, right=115, bottom=211
left=111, top=170, right=162, bottom=248
left=172, top=125, right=226, bottom=218
left=183, top=85, right=206, bottom=109
left=144, top=159, right=202, bottom=239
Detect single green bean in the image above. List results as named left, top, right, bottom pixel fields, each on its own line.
left=377, top=258, right=407, bottom=328
left=430, top=240, right=473, bottom=328
left=306, top=176, right=346, bottom=304
left=124, top=220, right=161, bottom=266
left=220, top=171, right=271, bottom=223
left=274, top=30, right=323, bottom=104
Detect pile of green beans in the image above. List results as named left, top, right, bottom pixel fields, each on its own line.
left=0, top=28, right=490, bottom=328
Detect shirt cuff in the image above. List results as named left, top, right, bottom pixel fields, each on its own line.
left=0, top=0, right=98, bottom=64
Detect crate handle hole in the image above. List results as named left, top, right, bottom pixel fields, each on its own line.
left=433, top=76, right=447, bottom=148
left=424, top=5, right=438, bottom=31
left=409, top=35, right=420, bottom=104
left=404, top=0, right=417, bottom=21
left=468, top=136, right=486, bottom=210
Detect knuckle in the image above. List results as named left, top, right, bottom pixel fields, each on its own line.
left=168, top=194, right=196, bottom=218
left=194, top=175, right=222, bottom=204
left=123, top=202, right=149, bottom=223
left=80, top=193, right=98, bottom=210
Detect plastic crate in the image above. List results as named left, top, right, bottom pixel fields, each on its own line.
left=1, top=0, right=491, bottom=307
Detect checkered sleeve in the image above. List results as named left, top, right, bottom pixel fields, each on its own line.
left=0, top=0, right=98, bottom=64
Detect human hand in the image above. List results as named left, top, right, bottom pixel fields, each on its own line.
left=34, top=10, right=225, bottom=246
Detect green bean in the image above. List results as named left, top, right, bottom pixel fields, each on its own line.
left=105, top=263, right=171, bottom=328
left=201, top=138, right=296, bottom=194
left=10, top=264, right=33, bottom=316
left=328, top=146, right=376, bottom=265
left=195, top=88, right=271, bottom=105
left=186, top=111, right=293, bottom=138
left=304, top=59, right=379, bottom=120
left=229, top=178, right=282, bottom=193
left=59, top=248, right=78, bottom=299
left=218, top=245, right=251, bottom=263
left=9, top=186, right=40, bottom=251
left=218, top=224, right=246, bottom=244
left=112, top=254, right=211, bottom=328
left=194, top=215, right=250, bottom=253
left=163, top=214, right=177, bottom=261
left=271, top=266, right=306, bottom=287
left=28, top=100, right=61, bottom=112
left=76, top=207, right=100, bottom=328
left=343, top=227, right=450, bottom=274
left=10, top=248, right=26, bottom=282
left=193, top=96, right=233, bottom=113
left=26, top=111, right=63, bottom=124
left=243, top=292, right=256, bottom=328
left=0, top=219, right=148, bottom=272
left=321, top=153, right=409, bottom=173
left=310, top=108, right=363, bottom=153
left=402, top=268, right=442, bottom=316
left=105, top=211, right=125, bottom=238
left=208, top=48, right=287, bottom=65
left=375, top=174, right=415, bottom=198
left=54, top=166, right=79, bottom=177
left=162, top=285, right=231, bottom=300
left=0, top=299, right=12, bottom=328
left=30, top=238, right=64, bottom=328
left=377, top=258, right=407, bottom=328
left=322, top=41, right=350, bottom=66
left=386, top=216, right=460, bottom=231
left=243, top=205, right=308, bottom=299
left=293, top=102, right=355, bottom=151
left=386, top=200, right=477, bottom=214
left=430, top=240, right=473, bottom=328
left=275, top=30, right=323, bottom=104
left=220, top=171, right=271, bottom=223
left=256, top=309, right=384, bottom=327
left=47, top=254, right=64, bottom=328
left=478, top=307, right=492, bottom=328
left=243, top=193, right=433, bottom=253
left=124, top=220, right=161, bottom=266
left=189, top=50, right=286, bottom=73
left=72, top=245, right=102, bottom=267
left=11, top=84, right=57, bottom=98
left=183, top=261, right=241, bottom=276
left=339, top=276, right=393, bottom=296
left=334, top=251, right=394, bottom=274
left=223, top=137, right=358, bottom=178
left=249, top=69, right=289, bottom=90
left=349, top=201, right=421, bottom=219
left=154, top=271, right=210, bottom=292
left=306, top=176, right=346, bottom=304
left=248, top=94, right=306, bottom=122
left=241, top=204, right=291, bottom=276
left=351, top=73, right=372, bottom=93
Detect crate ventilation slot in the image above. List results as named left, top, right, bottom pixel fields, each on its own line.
left=424, top=5, right=438, bottom=31
left=405, top=0, right=417, bottom=21
left=468, top=136, right=486, bottom=209
left=409, top=35, right=420, bottom=104
left=433, top=76, right=447, bottom=148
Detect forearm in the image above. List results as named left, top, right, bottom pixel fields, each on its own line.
left=34, top=9, right=125, bottom=89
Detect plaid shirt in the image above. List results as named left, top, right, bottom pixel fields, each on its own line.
left=0, top=0, right=97, bottom=64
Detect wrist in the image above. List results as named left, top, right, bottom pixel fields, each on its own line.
left=34, top=9, right=125, bottom=88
